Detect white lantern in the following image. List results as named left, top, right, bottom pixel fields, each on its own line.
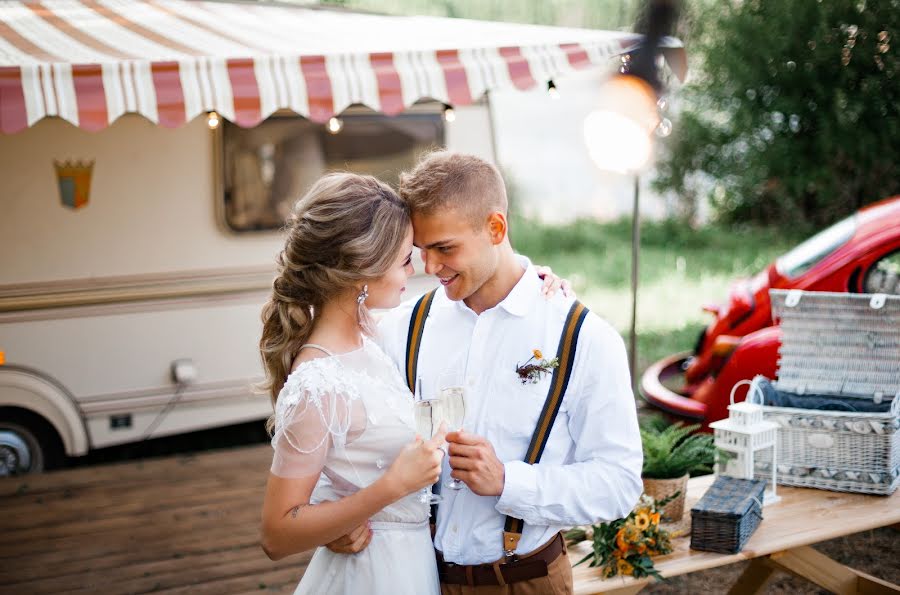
left=710, top=379, right=780, bottom=505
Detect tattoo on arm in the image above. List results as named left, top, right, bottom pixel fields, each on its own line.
left=290, top=504, right=307, bottom=519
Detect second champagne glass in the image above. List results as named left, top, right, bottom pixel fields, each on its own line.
left=438, top=370, right=467, bottom=490
left=413, top=378, right=443, bottom=506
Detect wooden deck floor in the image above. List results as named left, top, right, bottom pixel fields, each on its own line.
left=0, top=445, right=309, bottom=595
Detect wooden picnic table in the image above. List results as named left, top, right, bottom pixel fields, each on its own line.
left=570, top=474, right=900, bottom=595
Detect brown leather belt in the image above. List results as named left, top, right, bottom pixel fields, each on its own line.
left=436, top=532, right=565, bottom=587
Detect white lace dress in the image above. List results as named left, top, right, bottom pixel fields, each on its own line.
left=270, top=338, right=440, bottom=595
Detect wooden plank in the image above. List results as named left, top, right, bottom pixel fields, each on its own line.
left=0, top=503, right=263, bottom=560
left=25, top=548, right=311, bottom=595
left=856, top=571, right=900, bottom=595
left=2, top=483, right=263, bottom=531
left=149, top=565, right=306, bottom=595
left=0, top=529, right=264, bottom=584
left=727, top=558, right=775, bottom=595
left=0, top=487, right=266, bottom=545
left=0, top=445, right=271, bottom=497
left=767, top=546, right=858, bottom=595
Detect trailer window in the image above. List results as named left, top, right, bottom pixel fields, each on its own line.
left=220, top=111, right=444, bottom=232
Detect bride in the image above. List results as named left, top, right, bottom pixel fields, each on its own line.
left=259, top=172, right=445, bottom=594
left=258, top=172, right=568, bottom=594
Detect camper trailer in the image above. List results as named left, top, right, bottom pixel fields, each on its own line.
left=0, top=0, right=644, bottom=475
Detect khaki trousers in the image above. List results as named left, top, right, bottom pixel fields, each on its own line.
left=439, top=541, right=573, bottom=595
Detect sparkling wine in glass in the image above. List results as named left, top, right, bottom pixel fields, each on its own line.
left=438, top=371, right=467, bottom=490
left=413, top=379, right=442, bottom=506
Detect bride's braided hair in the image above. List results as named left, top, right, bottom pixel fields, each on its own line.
left=259, top=173, right=410, bottom=417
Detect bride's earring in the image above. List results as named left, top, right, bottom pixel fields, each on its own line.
left=356, top=284, right=369, bottom=324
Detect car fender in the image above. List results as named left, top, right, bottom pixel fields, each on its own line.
left=0, top=366, right=88, bottom=456
left=702, top=326, right=782, bottom=426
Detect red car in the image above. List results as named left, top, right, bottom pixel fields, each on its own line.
left=641, top=195, right=900, bottom=430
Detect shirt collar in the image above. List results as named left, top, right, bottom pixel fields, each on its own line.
left=497, top=255, right=539, bottom=317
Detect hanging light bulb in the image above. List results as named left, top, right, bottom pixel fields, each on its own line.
left=583, top=75, right=660, bottom=173
left=442, top=104, right=456, bottom=123
left=547, top=80, right=560, bottom=100
left=207, top=111, right=220, bottom=130
left=326, top=116, right=343, bottom=134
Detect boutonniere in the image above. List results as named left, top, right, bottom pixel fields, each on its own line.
left=515, top=349, right=559, bottom=384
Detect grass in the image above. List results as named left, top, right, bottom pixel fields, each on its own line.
left=510, top=217, right=805, bottom=379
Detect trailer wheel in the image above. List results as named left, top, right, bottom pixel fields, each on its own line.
left=0, top=409, right=64, bottom=477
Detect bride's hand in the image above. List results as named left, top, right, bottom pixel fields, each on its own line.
left=384, top=424, right=446, bottom=497
left=535, top=265, right=575, bottom=298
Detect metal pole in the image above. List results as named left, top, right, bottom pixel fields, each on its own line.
left=629, top=175, right=640, bottom=388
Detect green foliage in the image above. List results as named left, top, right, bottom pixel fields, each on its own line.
left=640, top=416, right=715, bottom=479
left=655, top=0, right=900, bottom=227
left=509, top=215, right=803, bottom=289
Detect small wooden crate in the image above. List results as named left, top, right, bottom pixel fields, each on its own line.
left=754, top=290, right=900, bottom=495
left=690, top=476, right=766, bottom=554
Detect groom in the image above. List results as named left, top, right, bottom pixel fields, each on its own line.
left=336, top=151, right=643, bottom=593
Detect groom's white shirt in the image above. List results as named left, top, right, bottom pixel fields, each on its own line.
left=377, top=259, right=643, bottom=565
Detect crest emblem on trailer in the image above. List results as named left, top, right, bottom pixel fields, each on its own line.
left=54, top=160, right=94, bottom=210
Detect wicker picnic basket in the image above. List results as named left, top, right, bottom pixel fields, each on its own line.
left=690, top=476, right=765, bottom=554
left=753, top=290, right=900, bottom=495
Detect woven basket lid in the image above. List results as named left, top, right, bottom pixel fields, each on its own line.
left=770, top=290, right=900, bottom=401
left=691, top=476, right=766, bottom=519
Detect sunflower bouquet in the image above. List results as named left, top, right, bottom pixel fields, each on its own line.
left=564, top=494, right=675, bottom=580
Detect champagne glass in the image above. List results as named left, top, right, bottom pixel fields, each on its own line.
left=413, top=378, right=443, bottom=506
left=438, top=370, right=467, bottom=490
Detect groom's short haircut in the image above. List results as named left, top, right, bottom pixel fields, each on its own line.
left=399, top=151, right=508, bottom=227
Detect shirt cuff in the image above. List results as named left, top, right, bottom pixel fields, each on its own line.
left=496, top=461, right=538, bottom=516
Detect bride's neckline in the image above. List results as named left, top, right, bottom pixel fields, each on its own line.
left=303, top=335, right=368, bottom=356
left=289, top=337, right=369, bottom=371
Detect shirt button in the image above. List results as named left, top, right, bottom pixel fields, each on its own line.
left=467, top=377, right=476, bottom=387
left=451, top=525, right=458, bottom=534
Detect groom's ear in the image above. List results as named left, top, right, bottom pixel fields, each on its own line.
left=486, top=212, right=508, bottom=245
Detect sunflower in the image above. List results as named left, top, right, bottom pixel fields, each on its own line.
left=615, top=528, right=628, bottom=552
left=634, top=512, right=651, bottom=531
left=617, top=558, right=634, bottom=576
left=532, top=349, right=543, bottom=360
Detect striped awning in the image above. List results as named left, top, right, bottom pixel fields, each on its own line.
left=0, top=0, right=661, bottom=134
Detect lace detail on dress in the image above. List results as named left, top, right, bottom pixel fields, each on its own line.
left=270, top=357, right=366, bottom=478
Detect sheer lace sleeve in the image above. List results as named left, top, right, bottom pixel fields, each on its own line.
left=270, top=359, right=367, bottom=479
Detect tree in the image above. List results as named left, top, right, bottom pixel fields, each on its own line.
left=654, top=0, right=900, bottom=227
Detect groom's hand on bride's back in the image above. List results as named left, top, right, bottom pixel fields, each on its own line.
left=446, top=430, right=505, bottom=497
left=324, top=521, right=372, bottom=554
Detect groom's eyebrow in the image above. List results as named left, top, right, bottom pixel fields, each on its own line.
left=422, top=238, right=454, bottom=250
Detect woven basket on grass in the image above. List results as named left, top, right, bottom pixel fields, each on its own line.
left=642, top=474, right=688, bottom=522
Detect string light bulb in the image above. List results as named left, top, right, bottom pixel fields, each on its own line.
left=207, top=111, right=220, bottom=130
left=442, top=104, right=456, bottom=123
left=326, top=116, right=344, bottom=134
left=547, top=80, right=560, bottom=100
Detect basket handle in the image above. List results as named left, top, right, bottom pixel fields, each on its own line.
left=749, top=495, right=764, bottom=520
left=730, top=377, right=765, bottom=407
left=891, top=393, right=900, bottom=418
